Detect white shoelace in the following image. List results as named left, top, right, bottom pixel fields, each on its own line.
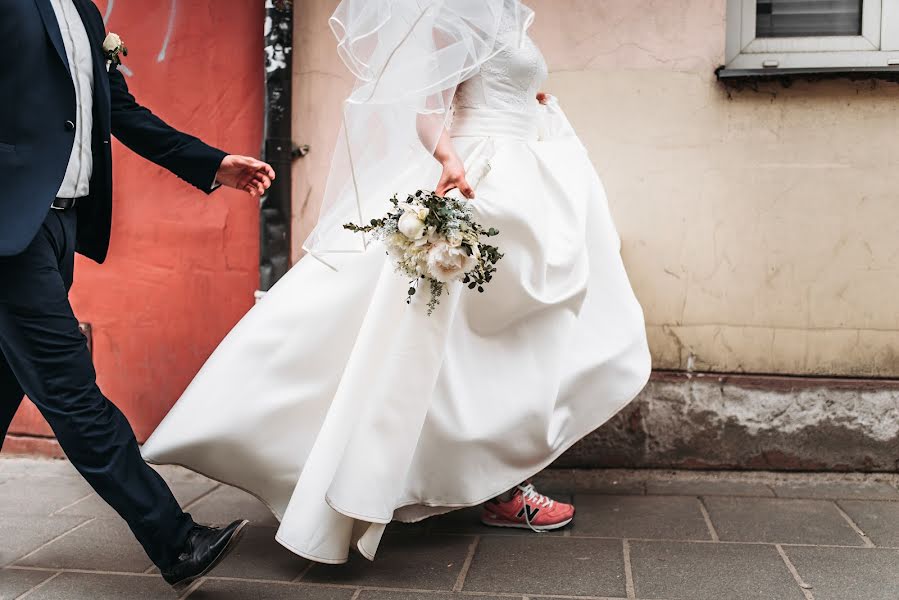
left=517, top=483, right=555, bottom=533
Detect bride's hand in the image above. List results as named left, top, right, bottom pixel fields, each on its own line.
left=435, top=156, right=475, bottom=199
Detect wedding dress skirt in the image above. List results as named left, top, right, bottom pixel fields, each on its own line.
left=142, top=104, right=651, bottom=564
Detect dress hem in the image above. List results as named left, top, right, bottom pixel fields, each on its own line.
left=143, top=361, right=650, bottom=563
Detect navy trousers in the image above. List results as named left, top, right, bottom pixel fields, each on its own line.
left=0, top=209, right=194, bottom=568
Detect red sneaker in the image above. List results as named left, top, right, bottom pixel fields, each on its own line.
left=481, top=483, right=575, bottom=531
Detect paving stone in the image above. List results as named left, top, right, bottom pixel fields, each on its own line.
left=184, top=485, right=280, bottom=527
left=207, top=526, right=307, bottom=581
left=0, top=478, right=91, bottom=517
left=463, top=535, right=626, bottom=597
left=3, top=457, right=897, bottom=600
left=646, top=480, right=774, bottom=497
left=703, top=497, right=865, bottom=545
left=630, top=541, right=806, bottom=600
left=772, top=482, right=899, bottom=501
left=58, top=478, right=218, bottom=519
left=571, top=495, right=712, bottom=540
left=784, top=546, right=899, bottom=600
left=358, top=592, right=515, bottom=600
left=577, top=480, right=647, bottom=495
left=189, top=580, right=355, bottom=600
left=0, top=459, right=79, bottom=479
left=150, top=464, right=215, bottom=485
left=16, top=518, right=153, bottom=573
left=0, top=472, right=20, bottom=485
left=21, top=572, right=173, bottom=600
left=838, top=501, right=899, bottom=547
left=0, top=568, right=57, bottom=599
left=0, top=516, right=87, bottom=567
left=303, top=533, right=473, bottom=591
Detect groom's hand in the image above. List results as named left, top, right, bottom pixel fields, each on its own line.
left=216, top=156, right=276, bottom=197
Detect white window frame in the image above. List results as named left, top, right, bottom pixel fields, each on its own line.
left=725, top=0, right=899, bottom=70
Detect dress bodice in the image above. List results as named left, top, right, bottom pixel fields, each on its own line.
left=454, top=19, right=548, bottom=114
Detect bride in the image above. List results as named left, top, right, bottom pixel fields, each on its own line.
left=143, top=0, right=651, bottom=564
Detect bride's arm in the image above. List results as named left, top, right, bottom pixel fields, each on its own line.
left=418, top=24, right=475, bottom=199
left=416, top=112, right=474, bottom=199
left=433, top=126, right=475, bottom=199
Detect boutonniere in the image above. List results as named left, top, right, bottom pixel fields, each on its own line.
left=102, top=33, right=128, bottom=72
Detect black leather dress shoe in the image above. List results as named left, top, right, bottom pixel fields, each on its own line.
left=161, top=519, right=249, bottom=591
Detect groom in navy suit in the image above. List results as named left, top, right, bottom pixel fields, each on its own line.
left=0, top=0, right=275, bottom=589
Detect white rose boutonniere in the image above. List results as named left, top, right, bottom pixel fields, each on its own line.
left=102, top=33, right=128, bottom=72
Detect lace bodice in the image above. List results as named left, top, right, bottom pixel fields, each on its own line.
left=454, top=24, right=548, bottom=114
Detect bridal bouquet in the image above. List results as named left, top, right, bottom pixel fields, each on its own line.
left=344, top=191, right=503, bottom=314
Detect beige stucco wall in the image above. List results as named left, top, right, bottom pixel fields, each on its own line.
left=293, top=0, right=899, bottom=378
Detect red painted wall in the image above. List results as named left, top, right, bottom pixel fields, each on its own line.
left=11, top=0, right=263, bottom=442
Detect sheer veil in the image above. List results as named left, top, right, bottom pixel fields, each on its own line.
left=303, top=0, right=534, bottom=266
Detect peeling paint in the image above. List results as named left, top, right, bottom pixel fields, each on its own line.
left=264, top=0, right=293, bottom=74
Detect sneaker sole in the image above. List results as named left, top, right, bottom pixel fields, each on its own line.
left=171, top=519, right=250, bottom=593
left=480, top=516, right=573, bottom=531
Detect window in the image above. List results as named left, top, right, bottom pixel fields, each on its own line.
left=756, top=0, right=863, bottom=37
left=724, top=0, right=899, bottom=71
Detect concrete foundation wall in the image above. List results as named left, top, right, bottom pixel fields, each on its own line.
left=562, top=373, right=899, bottom=472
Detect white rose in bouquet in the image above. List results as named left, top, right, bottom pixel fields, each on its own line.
left=398, top=208, right=428, bottom=241
left=385, top=232, right=410, bottom=261
left=426, top=241, right=478, bottom=283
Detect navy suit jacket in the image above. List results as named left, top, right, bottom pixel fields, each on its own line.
left=0, top=0, right=228, bottom=263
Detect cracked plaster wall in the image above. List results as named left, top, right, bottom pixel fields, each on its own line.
left=292, top=0, right=899, bottom=378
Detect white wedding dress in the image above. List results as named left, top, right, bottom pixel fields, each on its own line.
left=142, top=10, right=651, bottom=564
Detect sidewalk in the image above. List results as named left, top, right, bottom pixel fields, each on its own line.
left=2, top=457, right=898, bottom=600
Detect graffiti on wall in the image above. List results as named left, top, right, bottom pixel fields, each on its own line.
left=264, top=0, right=292, bottom=74
left=101, top=0, right=179, bottom=76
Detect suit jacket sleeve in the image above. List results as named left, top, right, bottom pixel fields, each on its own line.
left=108, top=67, right=227, bottom=193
